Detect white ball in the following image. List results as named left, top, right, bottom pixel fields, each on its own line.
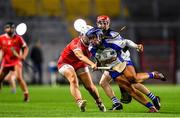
left=74, top=19, right=87, bottom=32
left=16, top=23, right=27, bottom=35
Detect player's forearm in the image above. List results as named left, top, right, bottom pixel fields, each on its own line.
left=0, top=50, right=3, bottom=62
left=22, top=46, right=29, bottom=59
left=74, top=50, right=95, bottom=66
left=78, top=54, right=95, bottom=66
left=124, top=39, right=138, bottom=49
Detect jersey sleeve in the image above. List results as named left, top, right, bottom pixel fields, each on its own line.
left=123, top=39, right=137, bottom=48
left=110, top=31, right=123, bottom=40
left=109, top=34, right=137, bottom=49
left=18, top=36, right=27, bottom=48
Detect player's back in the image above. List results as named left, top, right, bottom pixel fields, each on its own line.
left=57, top=37, right=90, bottom=70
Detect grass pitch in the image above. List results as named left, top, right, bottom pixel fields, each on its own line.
left=0, top=84, right=180, bottom=117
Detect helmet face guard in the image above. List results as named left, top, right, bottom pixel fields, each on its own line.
left=96, top=15, right=110, bottom=29
left=86, top=28, right=103, bottom=46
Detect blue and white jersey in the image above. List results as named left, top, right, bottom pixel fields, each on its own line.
left=103, top=29, right=136, bottom=64
left=89, top=34, right=136, bottom=62
left=91, top=47, right=123, bottom=68
left=89, top=31, right=137, bottom=79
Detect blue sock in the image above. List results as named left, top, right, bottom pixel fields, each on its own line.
left=145, top=102, right=154, bottom=108
left=148, top=72, right=154, bottom=79
left=147, top=92, right=156, bottom=101
left=111, top=96, right=120, bottom=104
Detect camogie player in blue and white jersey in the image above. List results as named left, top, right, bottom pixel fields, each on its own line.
left=97, top=15, right=132, bottom=107
left=87, top=27, right=166, bottom=112
left=95, top=15, right=166, bottom=111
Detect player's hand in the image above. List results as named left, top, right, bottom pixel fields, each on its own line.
left=19, top=56, right=25, bottom=61
left=91, top=63, right=97, bottom=70
left=136, top=44, right=143, bottom=52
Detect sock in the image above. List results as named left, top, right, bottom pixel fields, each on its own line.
left=95, top=97, right=102, bottom=105
left=148, top=72, right=154, bottom=79
left=145, top=102, right=154, bottom=108
left=147, top=92, right=156, bottom=101
left=111, top=96, right=120, bottom=104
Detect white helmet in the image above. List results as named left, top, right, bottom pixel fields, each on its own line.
left=80, top=25, right=93, bottom=35
left=73, top=18, right=93, bottom=35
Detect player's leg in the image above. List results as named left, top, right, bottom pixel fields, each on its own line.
left=99, top=71, right=122, bottom=110
left=58, top=64, right=86, bottom=112
left=123, top=65, right=161, bottom=110
left=133, top=83, right=161, bottom=110
left=77, top=67, right=106, bottom=112
left=115, top=76, right=158, bottom=112
left=123, top=65, right=166, bottom=83
left=0, top=67, right=12, bottom=91
left=15, top=64, right=29, bottom=102
left=4, top=71, right=17, bottom=93
left=119, top=86, right=132, bottom=104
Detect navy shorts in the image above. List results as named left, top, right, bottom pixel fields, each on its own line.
left=109, top=60, right=134, bottom=79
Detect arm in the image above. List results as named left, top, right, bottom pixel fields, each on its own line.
left=74, top=50, right=97, bottom=69
left=19, top=36, right=29, bottom=60
left=0, top=49, right=3, bottom=62
left=11, top=46, right=28, bottom=60
left=123, top=39, right=143, bottom=52
left=21, top=46, right=29, bottom=60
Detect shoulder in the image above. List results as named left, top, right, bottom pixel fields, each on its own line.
left=15, top=34, right=24, bottom=40
left=110, top=31, right=123, bottom=40
left=70, top=37, right=80, bottom=45
left=0, top=34, right=6, bottom=39
left=69, top=37, right=82, bottom=50
left=109, top=30, right=119, bottom=37
left=12, top=34, right=24, bottom=42
left=0, top=34, right=7, bottom=42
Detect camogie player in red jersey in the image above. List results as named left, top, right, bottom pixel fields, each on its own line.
left=0, top=22, right=29, bottom=102
left=57, top=26, right=106, bottom=112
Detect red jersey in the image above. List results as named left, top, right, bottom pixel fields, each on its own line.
left=0, top=34, right=27, bottom=67
left=57, top=37, right=91, bottom=71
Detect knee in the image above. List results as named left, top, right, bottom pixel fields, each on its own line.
left=99, top=80, right=105, bottom=87
left=16, top=77, right=23, bottom=82
left=70, top=78, right=78, bottom=86
left=68, top=74, right=78, bottom=86
left=99, top=78, right=109, bottom=88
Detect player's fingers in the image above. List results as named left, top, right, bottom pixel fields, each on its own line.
left=140, top=45, right=144, bottom=52
left=137, top=44, right=143, bottom=52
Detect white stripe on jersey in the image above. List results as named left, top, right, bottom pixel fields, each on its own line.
left=109, top=31, right=120, bottom=38
left=105, top=38, right=127, bottom=48
left=73, top=48, right=82, bottom=52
